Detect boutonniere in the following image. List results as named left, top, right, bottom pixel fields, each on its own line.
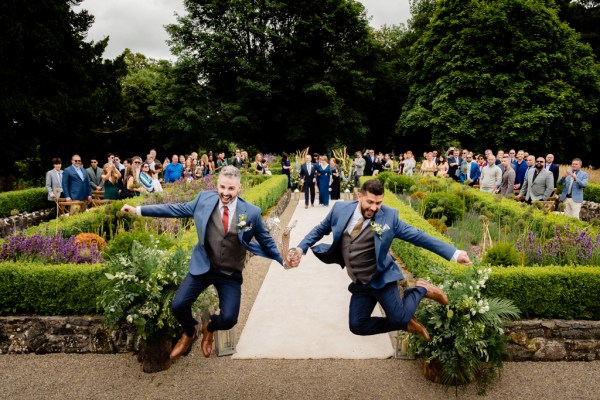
left=237, top=214, right=252, bottom=231
left=370, top=221, right=390, bottom=237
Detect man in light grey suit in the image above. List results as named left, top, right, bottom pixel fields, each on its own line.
left=288, top=180, right=471, bottom=342
left=518, top=156, right=555, bottom=202
left=45, top=157, right=64, bottom=201
left=121, top=166, right=294, bottom=360
left=86, top=157, right=103, bottom=192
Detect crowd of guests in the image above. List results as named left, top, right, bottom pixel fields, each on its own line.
left=45, top=147, right=589, bottom=220
left=349, top=147, right=588, bottom=220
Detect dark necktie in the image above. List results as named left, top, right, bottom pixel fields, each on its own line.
left=222, top=206, right=229, bottom=234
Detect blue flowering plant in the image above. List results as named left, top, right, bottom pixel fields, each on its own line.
left=410, top=266, right=520, bottom=393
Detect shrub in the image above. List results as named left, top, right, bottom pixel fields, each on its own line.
left=584, top=183, right=600, bottom=203
left=422, top=192, right=466, bottom=225
left=483, top=242, right=520, bottom=266
left=427, top=218, right=448, bottom=233
left=385, top=175, right=417, bottom=194
left=75, top=233, right=107, bottom=252
left=0, top=187, right=48, bottom=217
left=103, top=230, right=175, bottom=260
left=0, top=261, right=106, bottom=314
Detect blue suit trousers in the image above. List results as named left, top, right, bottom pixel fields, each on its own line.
left=348, top=281, right=426, bottom=335
left=171, top=268, right=242, bottom=337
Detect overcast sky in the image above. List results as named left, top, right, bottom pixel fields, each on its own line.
left=76, top=0, right=411, bottom=60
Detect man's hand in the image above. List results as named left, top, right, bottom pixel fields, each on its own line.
left=284, top=247, right=303, bottom=269
left=457, top=251, right=472, bottom=265
left=120, top=204, right=137, bottom=215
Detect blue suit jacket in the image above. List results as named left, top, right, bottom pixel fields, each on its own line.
left=140, top=191, right=283, bottom=275
left=558, top=170, right=589, bottom=203
left=299, top=162, right=317, bottom=186
left=62, top=165, right=91, bottom=200
left=459, top=162, right=481, bottom=184
left=297, top=201, right=456, bottom=289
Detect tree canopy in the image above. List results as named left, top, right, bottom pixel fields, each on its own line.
left=398, top=0, right=600, bottom=162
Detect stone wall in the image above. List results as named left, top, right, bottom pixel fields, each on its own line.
left=2, top=316, right=599, bottom=361
left=0, top=316, right=136, bottom=355
left=505, top=320, right=600, bottom=361
left=0, top=209, right=54, bottom=238
left=579, top=201, right=600, bottom=222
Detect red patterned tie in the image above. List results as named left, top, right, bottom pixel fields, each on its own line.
left=222, top=205, right=229, bottom=234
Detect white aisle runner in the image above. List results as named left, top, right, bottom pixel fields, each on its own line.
left=233, top=200, right=394, bottom=359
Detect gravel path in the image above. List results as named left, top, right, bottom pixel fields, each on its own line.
left=1, top=197, right=599, bottom=400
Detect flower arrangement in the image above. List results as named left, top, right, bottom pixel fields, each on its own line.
left=0, top=229, right=103, bottom=264
left=237, top=213, right=248, bottom=229
left=75, top=232, right=107, bottom=252
left=409, top=266, right=520, bottom=393
left=98, top=240, right=217, bottom=343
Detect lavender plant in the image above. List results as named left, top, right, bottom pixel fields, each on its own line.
left=0, top=229, right=103, bottom=264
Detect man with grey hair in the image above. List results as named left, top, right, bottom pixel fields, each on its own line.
left=121, top=166, right=293, bottom=360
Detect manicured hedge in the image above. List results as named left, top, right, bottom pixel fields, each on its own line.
left=242, top=175, right=288, bottom=213
left=1, top=175, right=287, bottom=316
left=0, top=262, right=107, bottom=314
left=379, top=182, right=600, bottom=320
left=0, top=187, right=48, bottom=218
left=584, top=183, right=600, bottom=203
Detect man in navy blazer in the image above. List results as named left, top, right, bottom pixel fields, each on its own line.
left=558, top=158, right=589, bottom=219
left=545, top=154, right=560, bottom=184
left=299, top=154, right=317, bottom=208
left=289, top=180, right=471, bottom=341
left=62, top=154, right=92, bottom=203
left=122, top=166, right=292, bottom=359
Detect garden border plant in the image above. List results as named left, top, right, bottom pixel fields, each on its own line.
left=0, top=175, right=288, bottom=316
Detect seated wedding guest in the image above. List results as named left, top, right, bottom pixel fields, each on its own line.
left=183, top=156, right=197, bottom=182
left=139, top=163, right=155, bottom=193
left=151, top=162, right=164, bottom=192
left=101, top=162, right=121, bottom=200
left=436, top=155, right=449, bottom=177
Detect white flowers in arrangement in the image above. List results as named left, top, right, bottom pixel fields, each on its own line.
left=370, top=221, right=390, bottom=237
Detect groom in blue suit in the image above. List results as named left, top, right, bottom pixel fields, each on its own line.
left=290, top=180, right=471, bottom=341
left=122, top=166, right=292, bottom=359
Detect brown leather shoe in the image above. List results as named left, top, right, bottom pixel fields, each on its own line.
left=416, top=279, right=449, bottom=305
left=407, top=317, right=430, bottom=342
left=200, top=321, right=214, bottom=358
left=170, top=326, right=199, bottom=360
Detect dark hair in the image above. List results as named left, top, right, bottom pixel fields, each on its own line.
left=282, top=153, right=288, bottom=162
left=52, top=157, right=62, bottom=165
left=361, top=179, right=385, bottom=196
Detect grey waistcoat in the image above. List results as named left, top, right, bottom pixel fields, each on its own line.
left=340, top=226, right=377, bottom=284
left=205, top=204, right=247, bottom=273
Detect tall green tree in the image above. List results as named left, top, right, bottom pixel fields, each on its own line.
left=166, top=0, right=376, bottom=152
left=0, top=1, right=126, bottom=188
left=398, top=0, right=600, bottom=162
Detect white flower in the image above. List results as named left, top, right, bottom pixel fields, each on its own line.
left=370, top=221, right=390, bottom=237
left=126, top=315, right=134, bottom=324
left=237, top=214, right=248, bottom=228
left=273, top=217, right=280, bottom=224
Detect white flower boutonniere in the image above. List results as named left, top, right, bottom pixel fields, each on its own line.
left=370, top=221, right=390, bottom=237
left=237, top=214, right=252, bottom=231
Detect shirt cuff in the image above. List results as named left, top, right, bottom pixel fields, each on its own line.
left=136, top=206, right=142, bottom=216
left=451, top=249, right=462, bottom=262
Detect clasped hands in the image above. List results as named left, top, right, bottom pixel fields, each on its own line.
left=283, top=247, right=303, bottom=269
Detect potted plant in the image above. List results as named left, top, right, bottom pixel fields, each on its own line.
left=409, top=266, right=520, bottom=394
left=98, top=239, right=217, bottom=372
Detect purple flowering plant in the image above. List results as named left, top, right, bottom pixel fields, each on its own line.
left=516, top=224, right=600, bottom=266
left=0, top=228, right=103, bottom=264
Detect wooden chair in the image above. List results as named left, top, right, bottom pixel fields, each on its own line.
left=56, top=199, right=87, bottom=216
left=92, top=190, right=104, bottom=200
left=91, top=199, right=114, bottom=208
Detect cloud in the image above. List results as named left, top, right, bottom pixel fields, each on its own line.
left=77, top=0, right=410, bottom=60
